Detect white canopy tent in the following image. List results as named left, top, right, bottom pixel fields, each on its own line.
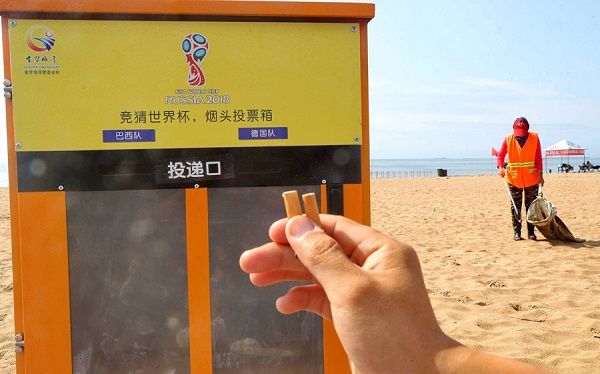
left=544, top=139, right=586, bottom=172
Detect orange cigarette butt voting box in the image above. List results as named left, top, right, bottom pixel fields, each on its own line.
left=0, top=1, right=373, bottom=373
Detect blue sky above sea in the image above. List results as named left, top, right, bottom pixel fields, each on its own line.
left=1, top=1, right=599, bottom=183
left=368, top=0, right=600, bottom=159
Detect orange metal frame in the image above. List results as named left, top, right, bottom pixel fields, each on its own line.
left=0, top=0, right=374, bottom=19
left=16, top=192, right=72, bottom=373
left=2, top=16, right=25, bottom=374
left=1, top=1, right=373, bottom=373
left=186, top=189, right=213, bottom=373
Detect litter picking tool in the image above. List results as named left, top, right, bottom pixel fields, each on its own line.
left=526, top=186, right=585, bottom=243
left=503, top=179, right=521, bottom=223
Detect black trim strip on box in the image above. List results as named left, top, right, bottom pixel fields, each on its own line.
left=327, top=183, right=344, bottom=215
left=17, top=145, right=361, bottom=192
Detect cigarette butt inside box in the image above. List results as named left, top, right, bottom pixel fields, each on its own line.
left=282, top=190, right=302, bottom=218
left=302, top=193, right=322, bottom=227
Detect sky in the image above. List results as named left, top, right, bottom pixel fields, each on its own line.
left=368, top=0, right=600, bottom=158
left=1, top=0, right=599, bottom=162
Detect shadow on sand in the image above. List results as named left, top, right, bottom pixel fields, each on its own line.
left=542, top=239, right=600, bottom=249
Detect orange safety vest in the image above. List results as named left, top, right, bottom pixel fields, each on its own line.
left=505, top=132, right=541, bottom=188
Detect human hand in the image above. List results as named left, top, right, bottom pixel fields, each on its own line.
left=240, top=215, right=549, bottom=374
left=498, top=168, right=506, bottom=177
left=240, top=214, right=457, bottom=373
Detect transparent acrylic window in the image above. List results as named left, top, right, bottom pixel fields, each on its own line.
left=67, top=190, right=190, bottom=374
left=208, top=186, right=323, bottom=373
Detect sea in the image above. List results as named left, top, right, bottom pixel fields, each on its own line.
left=1, top=157, right=599, bottom=187
left=0, top=162, right=6, bottom=187
left=370, top=157, right=600, bottom=178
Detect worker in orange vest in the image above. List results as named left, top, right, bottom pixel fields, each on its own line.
left=497, top=117, right=545, bottom=241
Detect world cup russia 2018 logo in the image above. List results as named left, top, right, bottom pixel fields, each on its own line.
left=26, top=25, right=56, bottom=52
left=182, top=34, right=208, bottom=86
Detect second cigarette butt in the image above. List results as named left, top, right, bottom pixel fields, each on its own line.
left=302, top=192, right=322, bottom=227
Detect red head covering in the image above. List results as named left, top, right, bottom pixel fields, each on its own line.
left=513, top=117, right=529, bottom=137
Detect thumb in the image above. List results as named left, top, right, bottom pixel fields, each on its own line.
left=286, top=216, right=359, bottom=291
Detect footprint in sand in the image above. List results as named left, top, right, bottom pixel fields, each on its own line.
left=440, top=255, right=461, bottom=266
left=476, top=321, right=494, bottom=330
left=509, top=303, right=547, bottom=323
left=583, top=311, right=600, bottom=320
left=483, top=280, right=507, bottom=288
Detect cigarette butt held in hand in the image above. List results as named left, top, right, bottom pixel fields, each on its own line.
left=302, top=193, right=322, bottom=227
left=282, top=190, right=302, bottom=217
left=282, top=190, right=322, bottom=227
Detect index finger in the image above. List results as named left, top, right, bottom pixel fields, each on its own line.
left=270, top=214, right=390, bottom=266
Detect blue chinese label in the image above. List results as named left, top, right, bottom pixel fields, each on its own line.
left=103, top=129, right=156, bottom=143
left=238, top=127, right=288, bottom=140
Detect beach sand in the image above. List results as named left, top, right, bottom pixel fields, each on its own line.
left=371, top=173, right=600, bottom=373
left=1, top=174, right=599, bottom=372
left=1, top=188, right=14, bottom=372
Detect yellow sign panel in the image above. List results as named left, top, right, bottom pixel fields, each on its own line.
left=9, top=19, right=362, bottom=151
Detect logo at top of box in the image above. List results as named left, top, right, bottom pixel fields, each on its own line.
left=26, top=25, right=55, bottom=52
left=22, top=24, right=61, bottom=77
left=182, top=33, right=208, bottom=86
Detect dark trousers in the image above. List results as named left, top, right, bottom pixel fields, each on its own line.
left=508, top=184, right=539, bottom=235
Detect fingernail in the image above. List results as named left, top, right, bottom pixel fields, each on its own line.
left=288, top=216, right=318, bottom=239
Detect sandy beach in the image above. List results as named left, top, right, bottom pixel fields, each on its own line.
left=1, top=187, right=14, bottom=372
left=1, top=174, right=599, bottom=372
left=371, top=173, right=600, bottom=373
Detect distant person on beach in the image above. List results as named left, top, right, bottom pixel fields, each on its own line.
left=240, top=215, right=548, bottom=373
left=496, top=117, right=544, bottom=241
